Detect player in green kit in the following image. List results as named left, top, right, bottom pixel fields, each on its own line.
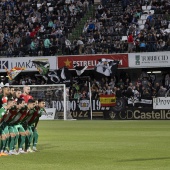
left=5, top=98, right=26, bottom=155
left=3, top=103, right=19, bottom=155
left=27, top=99, right=46, bottom=151
left=20, top=99, right=36, bottom=153
left=9, top=98, right=28, bottom=154
left=0, top=99, right=14, bottom=156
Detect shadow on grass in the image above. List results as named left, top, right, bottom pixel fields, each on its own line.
left=117, top=157, right=170, bottom=162
left=38, top=143, right=59, bottom=151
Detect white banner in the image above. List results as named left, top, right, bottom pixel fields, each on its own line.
left=40, top=108, right=56, bottom=120
left=128, top=52, right=170, bottom=68
left=0, top=56, right=57, bottom=72
left=128, top=98, right=152, bottom=105
left=153, top=97, right=170, bottom=109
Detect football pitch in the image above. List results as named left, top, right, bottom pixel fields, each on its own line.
left=1, top=120, right=170, bottom=170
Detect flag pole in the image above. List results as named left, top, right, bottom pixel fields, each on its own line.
left=88, top=81, right=92, bottom=120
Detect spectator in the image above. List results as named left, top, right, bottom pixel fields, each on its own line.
left=146, top=33, right=157, bottom=52
left=155, top=82, right=160, bottom=94
left=6, top=43, right=14, bottom=57
left=139, top=41, right=146, bottom=52
left=77, top=36, right=84, bottom=54
left=105, top=85, right=113, bottom=95
left=30, top=28, right=37, bottom=39
left=87, top=21, right=95, bottom=33
left=44, top=36, right=52, bottom=56
left=87, top=36, right=95, bottom=44
left=73, top=91, right=81, bottom=100
left=147, top=12, right=153, bottom=22
left=159, top=39, right=166, bottom=50
left=125, top=87, right=134, bottom=98
left=157, top=86, right=167, bottom=97
left=127, top=32, right=134, bottom=53
left=164, top=74, right=170, bottom=89
left=0, top=31, right=4, bottom=47
left=65, top=38, right=72, bottom=55
left=142, top=77, right=149, bottom=89
left=69, top=3, right=75, bottom=13
left=30, top=38, right=38, bottom=56
left=142, top=88, right=151, bottom=98
left=38, top=40, right=44, bottom=56
left=83, top=0, right=89, bottom=11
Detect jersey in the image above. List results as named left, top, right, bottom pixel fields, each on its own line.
left=0, top=107, right=7, bottom=127
left=10, top=105, right=28, bottom=125
left=21, top=107, right=34, bottom=124
left=20, top=94, right=33, bottom=103
left=27, top=106, right=45, bottom=125
left=0, top=107, right=7, bottom=119
left=3, top=105, right=18, bottom=125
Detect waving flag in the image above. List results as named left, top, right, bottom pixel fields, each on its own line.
left=94, top=58, right=120, bottom=77
left=32, top=59, right=50, bottom=81
left=5, top=66, right=25, bottom=80
left=73, top=63, right=88, bottom=76
left=48, top=67, right=72, bottom=84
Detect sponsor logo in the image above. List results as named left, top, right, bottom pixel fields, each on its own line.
left=0, top=58, right=52, bottom=71
left=153, top=97, right=170, bottom=106
left=135, top=55, right=140, bottom=65
left=109, top=110, right=116, bottom=119
left=63, top=59, right=123, bottom=68
left=46, top=112, right=54, bottom=118
left=153, top=97, right=170, bottom=109
left=0, top=61, right=8, bottom=69
left=79, top=100, right=90, bottom=111
left=119, top=109, right=170, bottom=120
left=141, top=55, right=169, bottom=63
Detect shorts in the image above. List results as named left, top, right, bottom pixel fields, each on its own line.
left=3, top=125, right=9, bottom=134
left=14, top=124, right=25, bottom=132
left=8, top=126, right=15, bottom=133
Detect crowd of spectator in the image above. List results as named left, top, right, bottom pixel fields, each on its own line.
left=68, top=71, right=170, bottom=108
left=78, top=0, right=170, bottom=54
left=0, top=0, right=170, bottom=108
left=0, top=0, right=93, bottom=57
left=10, top=71, right=169, bottom=99
left=0, top=0, right=170, bottom=56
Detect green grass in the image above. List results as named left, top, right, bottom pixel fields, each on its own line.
left=1, top=120, right=170, bottom=170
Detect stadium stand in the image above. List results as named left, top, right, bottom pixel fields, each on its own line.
left=0, top=0, right=169, bottom=56
left=0, top=0, right=93, bottom=57
left=0, top=0, right=170, bottom=103
left=80, top=0, right=170, bottom=54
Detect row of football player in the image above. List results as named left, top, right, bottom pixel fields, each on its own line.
left=0, top=85, right=45, bottom=156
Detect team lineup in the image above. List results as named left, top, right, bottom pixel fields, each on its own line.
left=0, top=85, right=46, bottom=156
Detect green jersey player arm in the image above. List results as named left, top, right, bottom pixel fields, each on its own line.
left=0, top=107, right=6, bottom=125
left=34, top=118, right=39, bottom=129
left=34, top=108, right=45, bottom=129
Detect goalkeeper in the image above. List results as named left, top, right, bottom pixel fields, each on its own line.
left=20, top=85, right=33, bottom=103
